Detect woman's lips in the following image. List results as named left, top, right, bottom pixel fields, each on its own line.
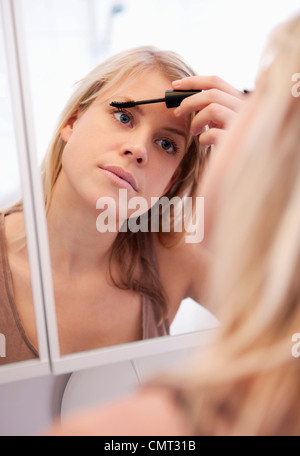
left=99, top=166, right=138, bottom=192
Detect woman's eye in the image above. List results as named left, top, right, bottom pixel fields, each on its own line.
left=113, top=110, right=133, bottom=127
left=157, top=139, right=178, bottom=154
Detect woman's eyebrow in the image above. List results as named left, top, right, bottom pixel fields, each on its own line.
left=162, top=126, right=188, bottom=141
left=110, top=96, right=143, bottom=113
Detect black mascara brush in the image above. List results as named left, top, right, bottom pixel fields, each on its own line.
left=110, top=90, right=201, bottom=109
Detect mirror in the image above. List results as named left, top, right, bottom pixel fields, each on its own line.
left=0, top=0, right=50, bottom=383
left=5, top=0, right=299, bottom=375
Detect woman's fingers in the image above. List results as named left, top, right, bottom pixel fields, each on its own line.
left=190, top=103, right=237, bottom=136
left=172, top=75, right=245, bottom=99
left=172, top=75, right=249, bottom=146
left=174, top=88, right=245, bottom=118
left=198, top=127, right=227, bottom=147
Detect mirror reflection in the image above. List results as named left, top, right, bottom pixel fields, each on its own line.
left=0, top=9, right=39, bottom=366
left=7, top=0, right=298, bottom=360
left=32, top=46, right=211, bottom=356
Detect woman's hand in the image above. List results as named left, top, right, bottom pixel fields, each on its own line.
left=172, top=76, right=248, bottom=147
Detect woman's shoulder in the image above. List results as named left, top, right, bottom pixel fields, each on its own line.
left=153, top=233, right=211, bottom=305
left=1, top=209, right=25, bottom=250
left=45, top=386, right=192, bottom=436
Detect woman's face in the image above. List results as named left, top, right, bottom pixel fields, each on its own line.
left=59, top=70, right=190, bottom=218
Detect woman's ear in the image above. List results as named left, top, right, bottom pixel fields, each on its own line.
left=163, top=167, right=182, bottom=194
left=60, top=111, right=78, bottom=143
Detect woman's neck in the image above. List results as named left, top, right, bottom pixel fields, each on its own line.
left=46, top=181, right=119, bottom=277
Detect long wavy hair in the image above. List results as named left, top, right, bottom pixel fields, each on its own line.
left=155, top=15, right=300, bottom=434
left=39, top=46, right=207, bottom=325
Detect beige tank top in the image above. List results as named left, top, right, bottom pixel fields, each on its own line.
left=0, top=209, right=38, bottom=365
left=0, top=209, right=169, bottom=365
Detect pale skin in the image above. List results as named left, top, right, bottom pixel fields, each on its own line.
left=4, top=71, right=246, bottom=355
left=45, top=387, right=192, bottom=436
left=46, top=384, right=230, bottom=436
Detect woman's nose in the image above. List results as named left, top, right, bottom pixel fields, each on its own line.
left=121, top=143, right=148, bottom=165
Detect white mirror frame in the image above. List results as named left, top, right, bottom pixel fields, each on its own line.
left=0, top=0, right=53, bottom=384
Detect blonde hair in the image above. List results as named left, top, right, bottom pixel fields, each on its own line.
left=41, top=46, right=207, bottom=323
left=156, top=15, right=300, bottom=435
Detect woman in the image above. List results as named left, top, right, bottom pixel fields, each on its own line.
left=46, top=15, right=300, bottom=435
left=0, top=46, right=244, bottom=363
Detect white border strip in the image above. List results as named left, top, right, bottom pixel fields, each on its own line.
left=51, top=329, right=217, bottom=375
left=0, top=0, right=54, bottom=383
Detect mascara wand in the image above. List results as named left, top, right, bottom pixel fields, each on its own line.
left=110, top=90, right=201, bottom=109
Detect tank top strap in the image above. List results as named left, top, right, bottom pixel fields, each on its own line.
left=142, top=294, right=169, bottom=339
